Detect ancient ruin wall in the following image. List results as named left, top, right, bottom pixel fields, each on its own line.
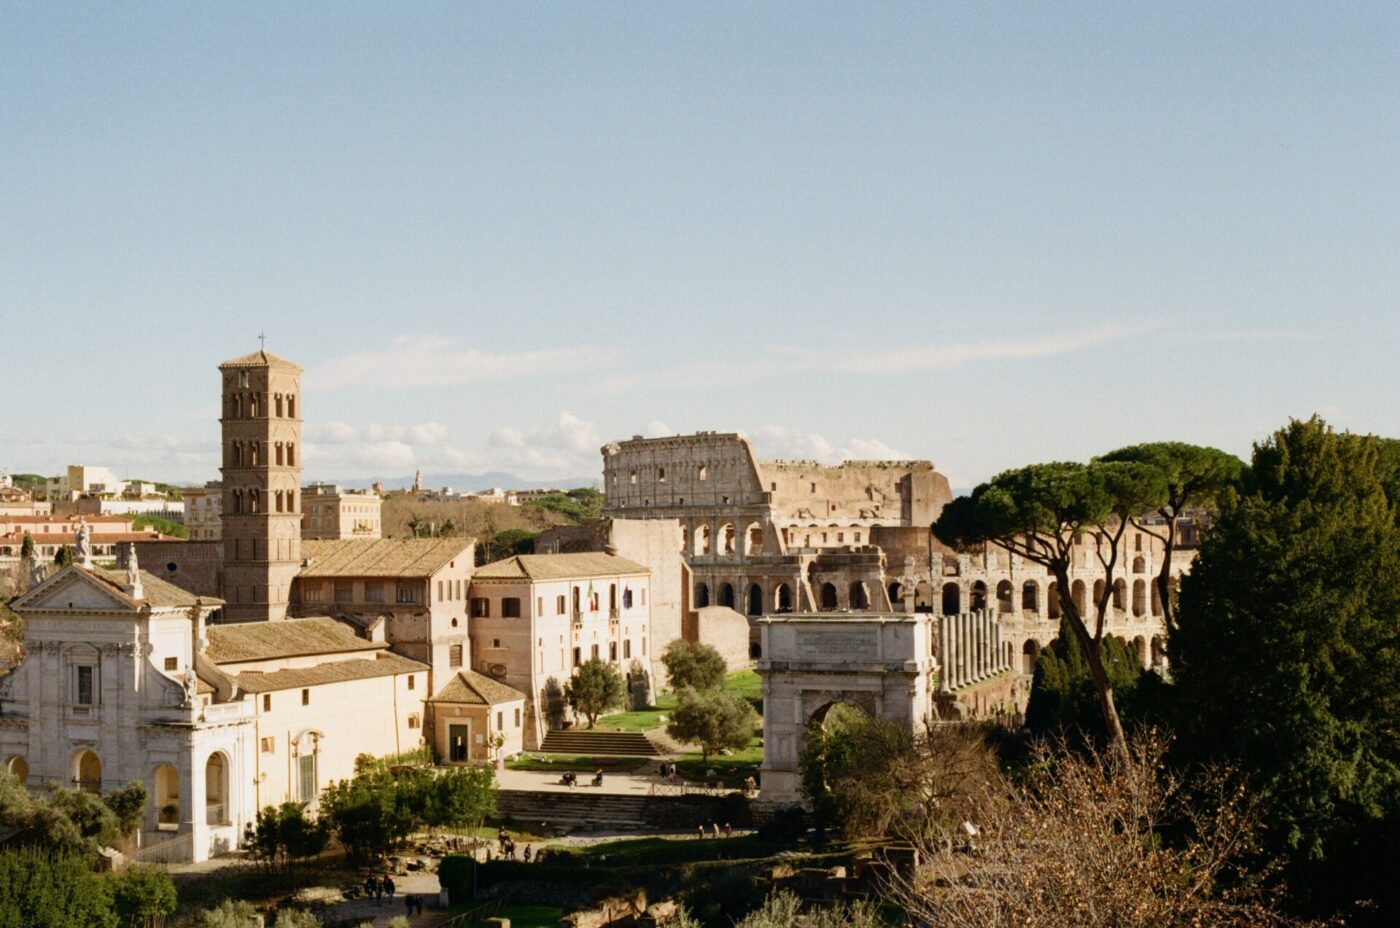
left=759, top=459, right=952, bottom=527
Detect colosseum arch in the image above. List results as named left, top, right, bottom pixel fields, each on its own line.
left=718, top=583, right=735, bottom=609
left=1071, top=580, right=1087, bottom=615
left=1112, top=578, right=1127, bottom=613
left=746, top=583, right=764, bottom=617
left=970, top=581, right=987, bottom=611
left=744, top=522, right=764, bottom=556
left=1132, top=579, right=1146, bottom=617
left=1021, top=639, right=1042, bottom=674
left=849, top=581, right=870, bottom=610
left=819, top=583, right=838, bottom=611
left=887, top=582, right=904, bottom=610
left=774, top=583, right=794, bottom=613
left=913, top=581, right=935, bottom=613
left=941, top=582, right=960, bottom=615
left=694, top=524, right=711, bottom=557
left=1133, top=555, right=1146, bottom=574
left=1021, top=580, right=1039, bottom=615
left=1047, top=581, right=1061, bottom=619
left=719, top=523, right=737, bottom=556
left=995, top=580, right=1014, bottom=614
left=694, top=582, right=710, bottom=608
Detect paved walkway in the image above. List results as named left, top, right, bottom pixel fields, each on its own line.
left=496, top=761, right=667, bottom=795
left=315, top=870, right=442, bottom=927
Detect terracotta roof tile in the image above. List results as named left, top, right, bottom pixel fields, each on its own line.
left=298, top=538, right=472, bottom=579
left=219, top=349, right=302, bottom=370
left=234, top=652, right=427, bottom=693
left=205, top=616, right=381, bottom=664
left=429, top=670, right=526, bottom=705
left=88, top=566, right=221, bottom=609
left=472, top=553, right=648, bottom=582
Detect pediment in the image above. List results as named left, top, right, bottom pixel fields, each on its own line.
left=12, top=568, right=138, bottom=614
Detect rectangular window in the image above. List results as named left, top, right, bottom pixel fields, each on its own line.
left=75, top=665, right=94, bottom=705
left=298, top=754, right=316, bottom=801
left=164, top=656, right=178, bottom=671
left=609, top=642, right=617, bottom=661
left=408, top=714, right=420, bottom=729
left=334, top=581, right=352, bottom=604
left=407, top=675, right=415, bottom=691
left=514, top=708, right=521, bottom=727
left=537, top=596, right=543, bottom=615
left=260, top=737, right=275, bottom=753
left=556, top=595, right=566, bottom=614
left=854, top=532, right=861, bottom=543
left=496, top=711, right=504, bottom=730
left=641, top=589, right=647, bottom=606
left=623, top=640, right=631, bottom=659
left=449, top=644, right=463, bottom=668
left=501, top=597, right=521, bottom=618
left=491, top=638, right=501, bottom=648
left=471, top=598, right=491, bottom=618
left=591, top=644, right=600, bottom=659
left=396, top=584, right=418, bottom=604
left=301, top=688, right=310, bottom=706
left=304, top=584, right=325, bottom=603
left=449, top=724, right=469, bottom=763
left=572, top=646, right=581, bottom=668
left=365, top=583, right=384, bottom=604
left=437, top=581, right=444, bottom=601
left=262, top=694, right=271, bottom=711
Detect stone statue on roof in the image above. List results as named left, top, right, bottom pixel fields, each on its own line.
left=183, top=667, right=199, bottom=705
left=27, top=554, right=47, bottom=590
left=125, top=543, right=143, bottom=599
left=74, top=519, right=92, bottom=567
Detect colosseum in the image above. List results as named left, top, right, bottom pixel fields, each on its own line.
left=601, top=432, right=1191, bottom=676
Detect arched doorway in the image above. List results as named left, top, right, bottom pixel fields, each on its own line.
left=849, top=581, right=869, bottom=610
left=154, top=763, right=180, bottom=828
left=694, top=582, right=710, bottom=608
left=6, top=756, right=28, bottom=784
left=888, top=582, right=904, bottom=610
left=941, top=582, right=960, bottom=615
left=996, top=580, right=1013, bottom=614
left=819, top=583, right=838, bottom=611
left=718, top=583, right=735, bottom=609
left=1150, top=635, right=1167, bottom=671
left=1022, top=639, right=1041, bottom=674
left=774, top=583, right=793, bottom=613
left=970, top=581, right=987, bottom=611
left=746, top=583, right=764, bottom=617
left=205, top=753, right=229, bottom=825
left=913, top=581, right=935, bottom=613
left=74, top=749, right=101, bottom=793
left=1021, top=580, right=1039, bottom=615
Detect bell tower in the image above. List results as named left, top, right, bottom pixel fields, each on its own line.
left=218, top=348, right=303, bottom=622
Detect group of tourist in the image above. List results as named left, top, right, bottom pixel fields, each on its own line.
left=697, top=822, right=734, bottom=839
left=558, top=767, right=606, bottom=787
left=497, top=827, right=532, bottom=862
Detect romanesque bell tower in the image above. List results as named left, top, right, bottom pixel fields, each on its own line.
left=218, top=348, right=303, bottom=622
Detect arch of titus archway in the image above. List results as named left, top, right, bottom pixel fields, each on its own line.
left=756, top=614, right=935, bottom=805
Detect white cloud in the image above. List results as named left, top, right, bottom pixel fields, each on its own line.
left=490, top=411, right=601, bottom=455
left=748, top=426, right=913, bottom=464
left=304, top=421, right=450, bottom=446
left=309, top=335, right=605, bottom=390
left=642, top=420, right=673, bottom=438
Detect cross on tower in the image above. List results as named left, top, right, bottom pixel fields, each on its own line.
left=258, top=331, right=266, bottom=350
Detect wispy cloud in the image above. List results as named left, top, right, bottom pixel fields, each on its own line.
left=309, top=335, right=605, bottom=390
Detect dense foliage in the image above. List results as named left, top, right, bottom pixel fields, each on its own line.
left=243, top=802, right=330, bottom=878
left=564, top=657, right=627, bottom=727
left=526, top=487, right=604, bottom=523
left=130, top=514, right=189, bottom=538
left=1172, top=418, right=1400, bottom=922
left=0, top=771, right=145, bottom=858
left=0, top=847, right=117, bottom=928
left=666, top=688, right=758, bottom=761
left=320, top=762, right=495, bottom=863
left=1025, top=618, right=1163, bottom=738
left=660, top=639, right=727, bottom=692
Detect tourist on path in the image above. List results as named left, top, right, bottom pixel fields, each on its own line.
left=384, top=875, right=395, bottom=900
left=404, top=894, right=415, bottom=919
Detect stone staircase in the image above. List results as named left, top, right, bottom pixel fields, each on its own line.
left=494, top=789, right=651, bottom=833
left=538, top=729, right=660, bottom=756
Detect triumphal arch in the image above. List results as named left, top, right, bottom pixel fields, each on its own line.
left=756, top=613, right=937, bottom=805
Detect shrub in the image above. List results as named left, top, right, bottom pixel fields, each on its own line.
left=438, top=854, right=473, bottom=901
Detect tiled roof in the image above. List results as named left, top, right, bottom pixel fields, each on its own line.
left=234, top=652, right=427, bottom=693
left=472, top=553, right=649, bottom=582
left=298, top=538, right=472, bottom=578
left=429, top=670, right=526, bottom=705
left=3, top=532, right=177, bottom=544
left=205, top=616, right=382, bottom=664
left=2, top=515, right=134, bottom=524
left=219, top=349, right=302, bottom=370
left=88, top=566, right=222, bottom=609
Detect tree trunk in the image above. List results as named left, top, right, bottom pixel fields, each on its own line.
left=1053, top=569, right=1129, bottom=759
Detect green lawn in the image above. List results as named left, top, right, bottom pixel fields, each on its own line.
left=724, top=669, right=762, bottom=707
left=498, top=903, right=565, bottom=927
left=506, top=754, right=649, bottom=773
left=596, top=690, right=678, bottom=732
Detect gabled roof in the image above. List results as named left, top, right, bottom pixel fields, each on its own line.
left=471, top=552, right=648, bottom=582
left=429, top=670, right=526, bottom=705
left=233, top=652, right=427, bottom=693
left=219, top=349, right=302, bottom=371
left=298, top=538, right=472, bottom=579
left=205, top=616, right=382, bottom=664
left=12, top=563, right=220, bottom=612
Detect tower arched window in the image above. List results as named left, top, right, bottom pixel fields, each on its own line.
left=275, top=443, right=284, bottom=466
left=232, top=489, right=243, bottom=514
left=286, top=444, right=295, bottom=467
left=234, top=395, right=243, bottom=418
left=250, top=443, right=260, bottom=466
left=249, top=393, right=259, bottom=417
left=288, top=395, right=296, bottom=418
left=275, top=394, right=284, bottom=417
left=249, top=489, right=260, bottom=513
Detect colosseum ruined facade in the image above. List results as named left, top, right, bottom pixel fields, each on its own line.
left=601, top=432, right=1190, bottom=676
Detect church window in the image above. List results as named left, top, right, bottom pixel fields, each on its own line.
left=641, top=589, right=647, bottom=605
left=287, top=395, right=296, bottom=418
left=275, top=443, right=284, bottom=466
left=658, top=467, right=666, bottom=482
left=287, top=444, right=295, bottom=466
left=263, top=694, right=271, bottom=711
left=854, top=531, right=861, bottom=543
left=591, top=644, right=600, bottom=659
left=449, top=645, right=463, bottom=668
left=301, top=689, right=310, bottom=706
left=514, top=708, right=521, bottom=727
left=699, top=466, right=708, bottom=481
left=502, top=597, right=521, bottom=618
left=556, top=595, right=566, bottom=614
left=623, top=639, right=631, bottom=659
left=260, top=737, right=275, bottom=753
left=406, top=675, right=415, bottom=691
left=609, top=642, right=617, bottom=661
left=496, top=711, right=504, bottom=730
left=622, top=589, right=633, bottom=608
left=408, top=714, right=420, bottom=729
left=164, top=657, right=177, bottom=671
left=537, top=596, right=543, bottom=614
left=471, top=598, right=490, bottom=618
left=437, top=581, right=444, bottom=601
left=75, top=665, right=95, bottom=706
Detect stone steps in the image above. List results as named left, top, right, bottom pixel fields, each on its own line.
left=538, top=729, right=660, bottom=756
left=494, top=789, right=651, bottom=832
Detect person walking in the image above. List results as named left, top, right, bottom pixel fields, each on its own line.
left=712, top=821, right=721, bottom=838
left=404, top=894, right=415, bottom=920
left=697, top=824, right=705, bottom=840
left=415, top=896, right=424, bottom=916
left=384, top=874, right=396, bottom=901
left=363, top=875, right=376, bottom=901
left=724, top=822, right=733, bottom=838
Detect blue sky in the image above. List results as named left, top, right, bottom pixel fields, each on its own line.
left=3, top=3, right=1398, bottom=490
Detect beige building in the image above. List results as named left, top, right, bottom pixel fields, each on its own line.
left=467, top=553, right=651, bottom=748
left=183, top=482, right=222, bottom=541
left=301, top=483, right=383, bottom=540
left=427, top=671, right=527, bottom=765
left=291, top=537, right=475, bottom=693
left=219, top=349, right=303, bottom=623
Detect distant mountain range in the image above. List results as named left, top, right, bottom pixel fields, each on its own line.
left=328, top=472, right=601, bottom=492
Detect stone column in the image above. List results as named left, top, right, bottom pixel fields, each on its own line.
left=937, top=615, right=950, bottom=692
left=958, top=613, right=969, bottom=687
